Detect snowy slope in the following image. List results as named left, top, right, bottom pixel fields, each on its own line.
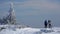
left=0, top=28, right=40, bottom=34
left=0, top=25, right=60, bottom=34
left=41, top=27, right=60, bottom=34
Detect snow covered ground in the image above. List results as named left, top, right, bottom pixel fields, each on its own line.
left=0, top=25, right=60, bottom=34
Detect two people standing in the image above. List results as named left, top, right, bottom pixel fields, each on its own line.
left=44, top=20, right=52, bottom=28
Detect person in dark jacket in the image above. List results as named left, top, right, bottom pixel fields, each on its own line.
left=44, top=20, right=47, bottom=28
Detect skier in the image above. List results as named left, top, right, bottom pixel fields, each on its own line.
left=44, top=20, right=47, bottom=28
left=48, top=20, right=52, bottom=28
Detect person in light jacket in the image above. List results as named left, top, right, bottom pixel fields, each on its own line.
left=48, top=20, right=52, bottom=28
